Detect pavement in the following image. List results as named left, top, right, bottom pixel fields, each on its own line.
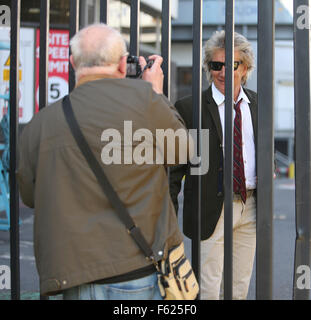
left=249, top=177, right=296, bottom=300
left=0, top=201, right=61, bottom=300
left=0, top=178, right=297, bottom=300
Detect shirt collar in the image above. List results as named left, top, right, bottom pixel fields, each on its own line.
left=211, top=82, right=225, bottom=106
left=211, top=82, right=250, bottom=106
left=236, top=86, right=250, bottom=104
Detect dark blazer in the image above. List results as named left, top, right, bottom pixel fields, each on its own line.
left=169, top=85, right=257, bottom=240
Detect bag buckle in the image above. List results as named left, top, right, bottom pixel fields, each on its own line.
left=147, top=255, right=160, bottom=272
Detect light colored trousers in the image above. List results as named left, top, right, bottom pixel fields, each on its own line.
left=200, top=195, right=256, bottom=300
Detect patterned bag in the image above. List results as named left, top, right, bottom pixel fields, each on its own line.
left=158, top=242, right=199, bottom=300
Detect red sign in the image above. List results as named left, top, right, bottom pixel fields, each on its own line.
left=35, top=29, right=69, bottom=112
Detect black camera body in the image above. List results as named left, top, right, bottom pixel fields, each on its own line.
left=126, top=55, right=154, bottom=78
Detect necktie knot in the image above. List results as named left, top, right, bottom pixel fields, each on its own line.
left=234, top=98, right=243, bottom=111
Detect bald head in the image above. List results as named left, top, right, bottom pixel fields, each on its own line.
left=70, top=24, right=127, bottom=78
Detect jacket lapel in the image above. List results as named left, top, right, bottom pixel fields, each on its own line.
left=244, top=89, right=258, bottom=143
left=203, top=87, right=223, bottom=143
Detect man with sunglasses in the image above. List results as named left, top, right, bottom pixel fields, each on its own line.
left=170, top=30, right=257, bottom=300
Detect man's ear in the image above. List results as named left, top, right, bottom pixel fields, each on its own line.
left=69, top=55, right=76, bottom=70
left=118, top=55, right=127, bottom=78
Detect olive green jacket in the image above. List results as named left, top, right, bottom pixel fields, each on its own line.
left=169, top=86, right=257, bottom=240
left=17, top=77, right=185, bottom=295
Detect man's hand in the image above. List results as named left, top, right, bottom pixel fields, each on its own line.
left=139, top=55, right=164, bottom=95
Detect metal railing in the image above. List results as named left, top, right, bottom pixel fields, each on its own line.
left=293, top=0, right=311, bottom=301
left=7, top=0, right=311, bottom=300
left=256, top=0, right=275, bottom=300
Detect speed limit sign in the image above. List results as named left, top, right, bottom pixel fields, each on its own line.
left=35, top=29, right=69, bottom=112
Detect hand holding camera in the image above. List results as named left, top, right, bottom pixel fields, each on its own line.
left=126, top=55, right=164, bottom=95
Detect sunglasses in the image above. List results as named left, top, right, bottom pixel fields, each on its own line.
left=208, top=61, right=242, bottom=71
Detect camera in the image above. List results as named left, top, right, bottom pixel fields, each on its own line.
left=126, top=55, right=154, bottom=78
left=126, top=55, right=142, bottom=78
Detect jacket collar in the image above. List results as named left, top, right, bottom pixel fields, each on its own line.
left=76, top=74, right=117, bottom=88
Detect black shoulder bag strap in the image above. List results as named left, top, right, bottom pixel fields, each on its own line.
left=61, top=95, right=158, bottom=268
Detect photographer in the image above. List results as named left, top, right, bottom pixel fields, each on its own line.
left=17, top=23, right=188, bottom=300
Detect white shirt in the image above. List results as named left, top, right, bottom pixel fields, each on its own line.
left=212, top=82, right=257, bottom=189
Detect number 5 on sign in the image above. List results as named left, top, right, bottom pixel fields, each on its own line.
left=48, top=76, right=68, bottom=104
left=36, top=76, right=68, bottom=108
left=50, top=83, right=60, bottom=100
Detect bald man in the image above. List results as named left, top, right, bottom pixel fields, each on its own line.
left=17, top=24, right=187, bottom=300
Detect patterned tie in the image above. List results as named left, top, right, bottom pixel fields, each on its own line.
left=233, top=99, right=247, bottom=203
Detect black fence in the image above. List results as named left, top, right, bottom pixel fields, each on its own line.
left=7, top=0, right=311, bottom=300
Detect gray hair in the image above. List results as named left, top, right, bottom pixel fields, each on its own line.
left=203, top=30, right=255, bottom=85
left=70, top=23, right=127, bottom=70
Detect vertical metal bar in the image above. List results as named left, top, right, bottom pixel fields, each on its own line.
left=100, top=0, right=108, bottom=24
left=129, top=0, right=140, bottom=56
left=69, top=0, right=80, bottom=92
left=191, top=0, right=202, bottom=300
left=9, top=0, right=21, bottom=300
left=39, top=0, right=50, bottom=110
left=293, top=0, right=311, bottom=300
left=161, top=0, right=171, bottom=99
left=224, top=0, right=234, bottom=301
left=38, top=0, right=50, bottom=300
left=256, top=0, right=275, bottom=300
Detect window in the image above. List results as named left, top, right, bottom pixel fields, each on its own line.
left=1, top=0, right=70, bottom=26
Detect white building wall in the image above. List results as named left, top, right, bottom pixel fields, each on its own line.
left=274, top=41, right=294, bottom=137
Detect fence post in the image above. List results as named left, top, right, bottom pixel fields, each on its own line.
left=39, top=0, right=50, bottom=110
left=100, top=0, right=109, bottom=24
left=38, top=0, right=51, bottom=300
left=223, top=0, right=235, bottom=300
left=69, top=0, right=80, bottom=92
left=130, top=0, right=140, bottom=56
left=161, top=0, right=171, bottom=99
left=256, top=0, right=275, bottom=300
left=191, top=0, right=202, bottom=299
left=9, top=0, right=21, bottom=301
left=293, top=0, right=311, bottom=300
